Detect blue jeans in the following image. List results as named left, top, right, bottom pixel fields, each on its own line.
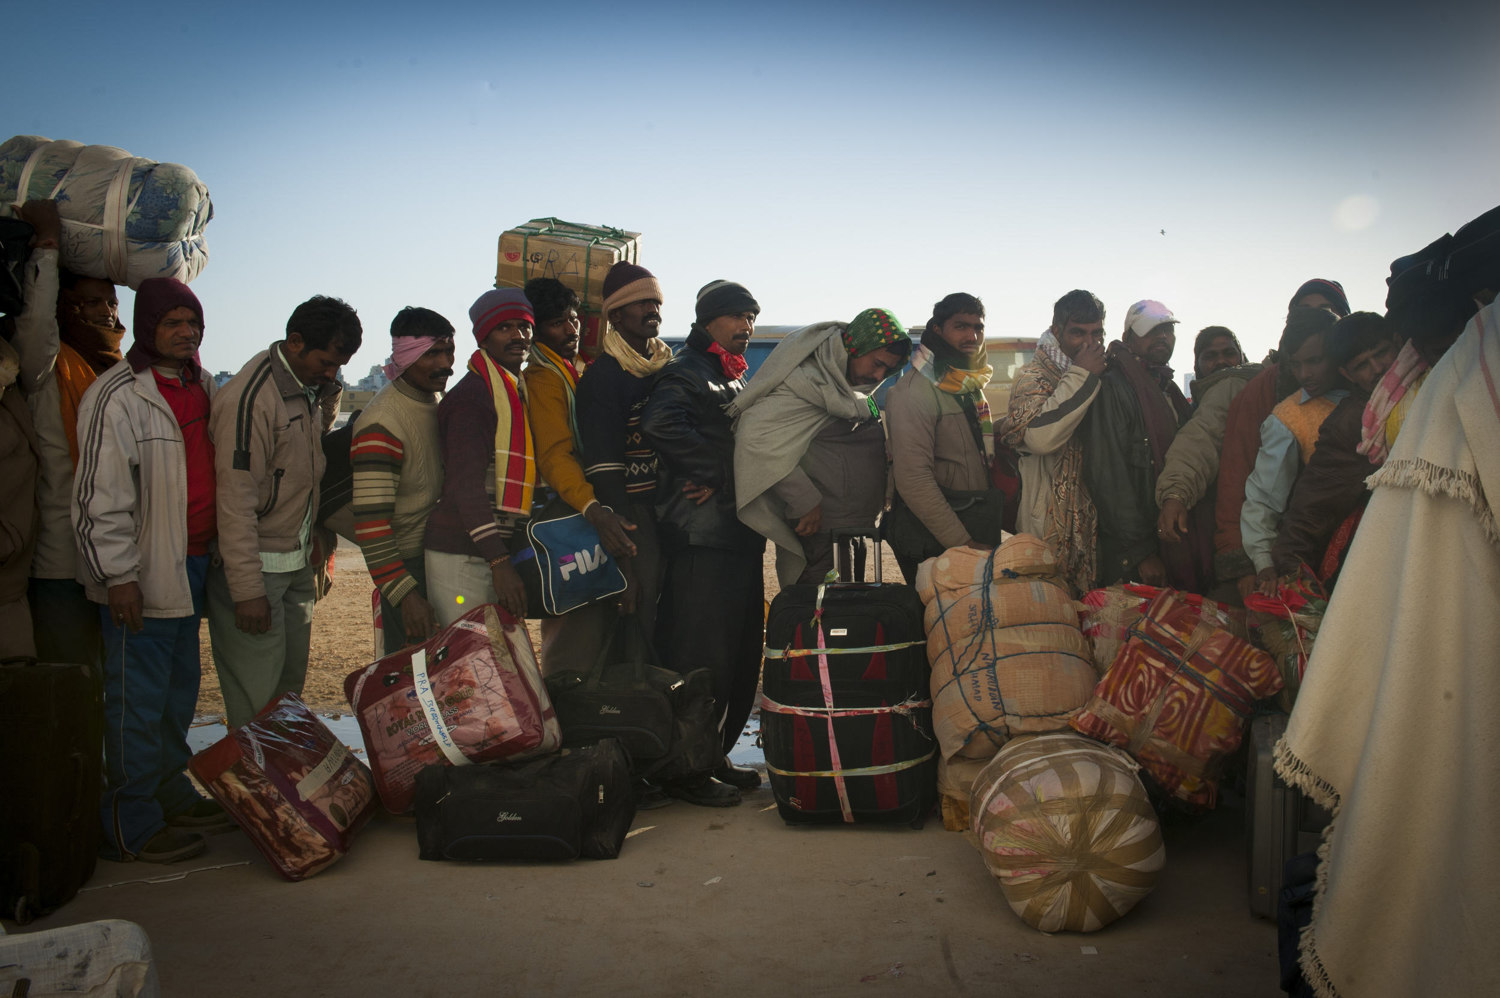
left=98, top=554, right=210, bottom=859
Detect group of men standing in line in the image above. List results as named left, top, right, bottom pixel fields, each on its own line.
left=3, top=192, right=1479, bottom=865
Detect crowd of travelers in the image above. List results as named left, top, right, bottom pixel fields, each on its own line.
left=1, top=187, right=1494, bottom=994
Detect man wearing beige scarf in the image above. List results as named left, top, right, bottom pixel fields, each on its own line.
left=576, top=262, right=672, bottom=637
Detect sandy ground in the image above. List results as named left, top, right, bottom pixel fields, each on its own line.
left=195, top=539, right=897, bottom=720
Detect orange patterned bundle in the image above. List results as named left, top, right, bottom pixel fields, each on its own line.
left=1070, top=590, right=1282, bottom=809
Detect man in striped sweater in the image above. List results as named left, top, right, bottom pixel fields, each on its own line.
left=348, top=307, right=456, bottom=650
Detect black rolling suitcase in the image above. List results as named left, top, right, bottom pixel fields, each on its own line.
left=0, top=656, right=103, bottom=923
left=761, top=529, right=936, bottom=827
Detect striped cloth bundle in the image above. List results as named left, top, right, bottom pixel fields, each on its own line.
left=971, top=731, right=1164, bottom=933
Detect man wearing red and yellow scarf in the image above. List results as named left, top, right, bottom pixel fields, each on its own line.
left=424, top=288, right=538, bottom=622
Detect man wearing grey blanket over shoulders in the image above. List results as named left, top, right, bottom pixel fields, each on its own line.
left=729, top=308, right=911, bottom=586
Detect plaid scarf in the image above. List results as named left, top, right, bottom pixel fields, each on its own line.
left=468, top=349, right=535, bottom=515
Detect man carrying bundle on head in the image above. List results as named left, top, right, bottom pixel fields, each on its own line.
left=424, top=289, right=537, bottom=624
left=996, top=290, right=1107, bottom=596
left=522, top=276, right=636, bottom=672
left=730, top=307, right=911, bottom=587
left=347, top=307, right=456, bottom=650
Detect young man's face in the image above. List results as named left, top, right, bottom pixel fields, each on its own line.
left=1294, top=293, right=1338, bottom=313
left=535, top=308, right=582, bottom=360
left=610, top=299, right=662, bottom=341
left=481, top=319, right=533, bottom=373
left=400, top=337, right=456, bottom=394
left=285, top=331, right=353, bottom=386
left=1055, top=318, right=1104, bottom=360
left=1128, top=322, right=1177, bottom=366
left=704, top=311, right=756, bottom=356
left=1195, top=334, right=1243, bottom=378
left=152, top=306, right=203, bottom=363
left=846, top=345, right=906, bottom=387
left=934, top=312, right=984, bottom=355
left=1289, top=333, right=1334, bottom=397
left=62, top=277, right=119, bottom=326
left=1340, top=338, right=1399, bottom=395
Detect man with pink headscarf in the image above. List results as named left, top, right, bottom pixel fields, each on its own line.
left=348, top=307, right=456, bottom=649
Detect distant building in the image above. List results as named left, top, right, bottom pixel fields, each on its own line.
left=354, top=362, right=390, bottom=393
left=213, top=371, right=233, bottom=388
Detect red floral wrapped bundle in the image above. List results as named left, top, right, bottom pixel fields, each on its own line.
left=1069, top=590, right=1282, bottom=809
left=190, top=693, right=378, bottom=881
left=1244, top=567, right=1328, bottom=709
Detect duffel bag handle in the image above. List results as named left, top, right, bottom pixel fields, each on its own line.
left=583, top=613, right=663, bottom=689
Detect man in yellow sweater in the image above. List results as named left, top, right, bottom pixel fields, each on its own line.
left=522, top=278, right=636, bottom=673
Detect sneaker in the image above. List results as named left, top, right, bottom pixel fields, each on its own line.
left=167, top=798, right=236, bottom=833
left=713, top=761, right=762, bottom=791
left=662, top=776, right=742, bottom=808
left=131, top=827, right=206, bottom=864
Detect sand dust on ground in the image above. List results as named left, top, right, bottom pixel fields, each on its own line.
left=196, top=538, right=899, bottom=720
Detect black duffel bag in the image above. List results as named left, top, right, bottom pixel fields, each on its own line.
left=546, top=617, right=721, bottom=784
left=881, top=486, right=1006, bottom=569
left=413, top=739, right=635, bottom=862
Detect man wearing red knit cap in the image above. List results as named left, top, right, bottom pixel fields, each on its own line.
left=424, top=288, right=538, bottom=621
left=73, top=277, right=224, bottom=863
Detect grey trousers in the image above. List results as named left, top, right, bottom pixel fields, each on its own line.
left=539, top=509, right=663, bottom=676
left=206, top=562, right=315, bottom=729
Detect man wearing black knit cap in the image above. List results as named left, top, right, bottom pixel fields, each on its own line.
left=641, top=279, right=766, bottom=806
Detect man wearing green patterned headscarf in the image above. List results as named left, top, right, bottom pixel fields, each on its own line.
left=729, top=308, right=911, bottom=586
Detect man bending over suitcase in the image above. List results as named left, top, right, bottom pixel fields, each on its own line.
left=73, top=279, right=225, bottom=863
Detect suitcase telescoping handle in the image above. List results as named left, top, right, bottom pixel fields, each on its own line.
left=829, top=527, right=881, bottom=584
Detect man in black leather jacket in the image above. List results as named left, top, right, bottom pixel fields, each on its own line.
left=641, top=280, right=766, bottom=805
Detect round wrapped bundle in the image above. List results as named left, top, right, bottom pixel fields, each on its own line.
left=971, top=732, right=1165, bottom=933
left=1, top=135, right=211, bottom=287
left=920, top=537, right=1095, bottom=761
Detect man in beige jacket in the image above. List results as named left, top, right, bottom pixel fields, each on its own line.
left=207, top=296, right=360, bottom=728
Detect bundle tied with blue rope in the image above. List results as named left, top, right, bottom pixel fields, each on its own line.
left=913, top=536, right=1097, bottom=763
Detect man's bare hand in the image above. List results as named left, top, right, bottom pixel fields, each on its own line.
left=1255, top=567, right=1279, bottom=597
left=1136, top=554, right=1168, bottom=587
left=235, top=596, right=273, bottom=635
left=585, top=504, right=638, bottom=558
left=793, top=503, right=822, bottom=537
left=681, top=480, right=715, bottom=505
left=490, top=561, right=527, bottom=619
left=1235, top=574, right=1258, bottom=602
left=1075, top=339, right=1107, bottom=375
left=106, top=581, right=144, bottom=633
left=16, top=200, right=61, bottom=248
left=399, top=591, right=437, bottom=646
left=1157, top=498, right=1189, bottom=543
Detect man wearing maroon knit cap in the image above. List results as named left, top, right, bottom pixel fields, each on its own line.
left=424, top=288, right=538, bottom=622
left=73, top=277, right=226, bottom=863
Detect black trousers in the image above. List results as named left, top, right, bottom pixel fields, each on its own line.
left=654, top=544, right=764, bottom=755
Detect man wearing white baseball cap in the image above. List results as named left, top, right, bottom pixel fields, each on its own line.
left=1083, top=300, right=1202, bottom=590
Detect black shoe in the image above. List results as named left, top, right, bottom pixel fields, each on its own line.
left=713, top=762, right=762, bottom=791
left=663, top=776, right=742, bottom=808
left=131, top=827, right=207, bottom=864
left=634, top=779, right=675, bottom=811
left=167, top=798, right=237, bottom=833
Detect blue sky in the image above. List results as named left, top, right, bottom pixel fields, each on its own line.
left=10, top=0, right=1499, bottom=380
